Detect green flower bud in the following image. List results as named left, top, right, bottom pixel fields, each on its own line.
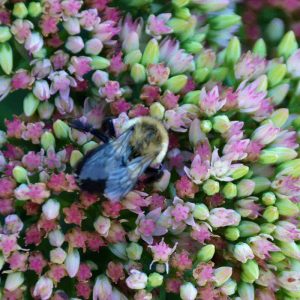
left=268, top=83, right=289, bottom=105
left=0, top=43, right=13, bottom=75
left=268, top=64, right=287, bottom=87
left=293, top=116, right=300, bottom=129
left=193, top=203, right=209, bottom=220
left=212, top=115, right=230, bottom=133
left=150, top=102, right=165, bottom=120
left=33, top=48, right=47, bottom=59
left=200, top=120, right=212, bottom=133
left=91, top=56, right=110, bottom=70
left=174, top=7, right=191, bottom=20
left=172, top=0, right=189, bottom=8
left=124, top=50, right=142, bottom=65
left=258, top=150, right=279, bottom=164
left=214, top=267, right=232, bottom=287
left=279, top=241, right=300, bottom=260
left=182, top=41, right=202, bottom=54
left=220, top=279, right=237, bottom=296
left=231, top=165, right=249, bottom=180
left=209, top=14, right=241, bottom=30
left=241, top=260, right=259, bottom=283
left=147, top=272, right=163, bottom=288
left=256, top=74, right=268, bottom=92
left=13, top=2, right=28, bottom=18
left=141, top=39, right=159, bottom=66
left=0, top=26, right=11, bottom=43
left=276, top=197, right=299, bottom=217
left=225, top=37, right=241, bottom=65
left=131, top=63, right=146, bottom=83
left=276, top=159, right=300, bottom=177
left=126, top=242, right=143, bottom=260
left=41, top=131, right=55, bottom=151
left=278, top=31, right=298, bottom=59
left=197, top=0, right=229, bottom=12
left=252, top=177, right=271, bottom=194
left=0, top=253, right=4, bottom=270
left=268, top=147, right=297, bottom=163
left=183, top=90, right=201, bottom=105
left=28, top=2, right=43, bottom=17
left=108, top=243, right=128, bottom=260
left=197, top=244, right=215, bottom=262
left=210, top=67, right=228, bottom=81
left=238, top=221, right=260, bottom=237
left=167, top=18, right=189, bottom=34
left=262, top=192, right=276, bottom=206
left=23, top=93, right=39, bottom=117
left=203, top=179, right=220, bottom=195
left=238, top=282, right=255, bottom=300
left=70, top=150, right=83, bottom=168
left=83, top=141, right=98, bottom=154
left=12, top=166, right=28, bottom=183
left=38, top=102, right=54, bottom=119
left=193, top=67, right=209, bottom=83
left=237, top=179, right=255, bottom=198
left=270, top=108, right=289, bottom=128
left=260, top=223, right=276, bottom=235
left=269, top=252, right=286, bottom=263
left=263, top=206, right=279, bottom=223
left=224, top=227, right=240, bottom=241
left=253, top=38, right=267, bottom=58
left=164, top=75, right=187, bottom=93
left=266, top=18, right=285, bottom=42
left=53, top=120, right=70, bottom=139
left=128, top=0, right=152, bottom=7
left=223, top=182, right=237, bottom=199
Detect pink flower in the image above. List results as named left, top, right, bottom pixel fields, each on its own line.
left=106, top=261, right=125, bottom=284
left=274, top=221, right=300, bottom=243
left=160, top=91, right=179, bottom=110
left=25, top=225, right=43, bottom=245
left=8, top=251, right=28, bottom=271
left=170, top=250, right=193, bottom=272
left=236, top=78, right=267, bottom=113
left=51, top=50, right=70, bottom=70
left=193, top=262, right=214, bottom=286
left=106, top=222, right=126, bottom=243
left=80, top=192, right=99, bottom=209
left=25, top=32, right=44, bottom=55
left=175, top=176, right=199, bottom=199
left=77, top=263, right=92, bottom=282
left=102, top=201, right=122, bottom=218
left=68, top=56, right=92, bottom=80
left=235, top=51, right=266, bottom=80
left=271, top=130, right=299, bottom=149
left=55, top=95, right=74, bottom=115
left=48, top=265, right=67, bottom=283
left=160, top=197, right=195, bottom=233
left=222, top=139, right=250, bottom=161
left=11, top=19, right=33, bottom=44
left=111, top=99, right=132, bottom=115
left=15, top=183, right=50, bottom=204
left=272, top=175, right=300, bottom=203
left=21, top=122, right=45, bottom=144
left=249, top=235, right=280, bottom=259
left=140, top=85, right=161, bottom=105
left=245, top=140, right=263, bottom=161
left=184, top=154, right=210, bottom=184
left=0, top=234, right=19, bottom=256
left=146, top=14, right=173, bottom=39
left=28, top=252, right=47, bottom=274
left=235, top=197, right=262, bottom=219
left=5, top=116, right=25, bottom=139
left=159, top=38, right=194, bottom=75
left=191, top=223, right=212, bottom=244
left=49, top=71, right=77, bottom=100
left=135, top=207, right=167, bottom=244
left=208, top=208, right=241, bottom=228
left=148, top=239, right=177, bottom=273
left=4, top=214, right=24, bottom=235
left=40, top=15, right=59, bottom=37
left=199, top=86, right=226, bottom=117
left=164, top=109, right=190, bottom=132
left=11, top=70, right=34, bottom=90
left=63, top=203, right=85, bottom=226
left=61, top=0, right=82, bottom=16
left=65, top=228, right=87, bottom=249
left=223, top=121, right=244, bottom=141
left=129, top=104, right=150, bottom=117
left=122, top=191, right=150, bottom=213
left=109, top=52, right=126, bottom=75
left=78, top=9, right=101, bottom=31
left=99, top=81, right=122, bottom=102
left=76, top=282, right=91, bottom=299
left=93, top=21, right=120, bottom=43
left=147, top=63, right=170, bottom=86
left=33, top=80, right=51, bottom=101
left=252, top=121, right=280, bottom=145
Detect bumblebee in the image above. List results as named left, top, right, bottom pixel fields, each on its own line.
left=69, top=116, right=169, bottom=201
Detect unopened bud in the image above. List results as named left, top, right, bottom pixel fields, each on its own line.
left=231, top=165, right=249, bottom=180
left=241, top=260, right=259, bottom=283
left=223, top=182, right=237, bottom=199
left=203, top=179, right=220, bottom=195
left=183, top=90, right=201, bottom=105
left=278, top=241, right=300, bottom=260
left=180, top=282, right=197, bottom=300
left=268, top=83, right=289, bottom=105
left=42, top=199, right=60, bottom=220
left=252, top=177, right=271, bottom=194
left=196, top=0, right=229, bottom=12
left=150, top=102, right=165, bottom=120
left=0, top=43, right=13, bottom=75
left=260, top=223, right=276, bottom=235
left=91, top=56, right=110, bottom=70
left=12, top=166, right=28, bottom=183
left=124, top=50, right=142, bottom=65
left=278, top=31, right=298, bottom=59
left=53, top=120, right=70, bottom=139
left=270, top=108, right=289, bottom=128
left=238, top=282, right=255, bottom=300
left=24, top=93, right=39, bottom=117
left=38, top=101, right=54, bottom=119
left=5, top=272, right=24, bottom=291
left=147, top=272, right=163, bottom=288
left=233, top=242, right=254, bottom=263
left=237, top=179, right=255, bottom=197
left=268, top=64, right=287, bottom=87
left=164, top=75, right=188, bottom=93
left=13, top=2, right=28, bottom=18
left=238, top=221, right=260, bottom=237
left=70, top=150, right=83, bottom=168
left=28, top=2, right=42, bottom=17
left=262, top=192, right=276, bottom=206
left=253, top=38, right=267, bottom=58
left=197, top=244, right=215, bottom=262
left=65, top=249, right=80, bottom=278
left=131, top=63, right=146, bottom=83
left=41, top=131, right=55, bottom=150
left=193, top=203, right=209, bottom=220
left=108, top=243, right=128, bottom=260
left=126, top=242, right=143, bottom=261
left=220, top=279, right=237, bottom=296
left=214, top=266, right=233, bottom=287
left=262, top=206, right=279, bottom=223
left=193, top=67, right=209, bottom=83
left=141, top=39, right=159, bottom=66
left=276, top=197, right=299, bottom=217
left=209, top=14, right=241, bottom=31
left=0, top=26, right=11, bottom=43
left=224, top=227, right=240, bottom=241
left=225, top=37, right=241, bottom=65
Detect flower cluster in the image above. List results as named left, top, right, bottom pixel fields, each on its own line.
left=0, top=0, right=300, bottom=299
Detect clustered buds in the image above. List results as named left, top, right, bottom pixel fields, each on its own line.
left=0, top=0, right=299, bottom=299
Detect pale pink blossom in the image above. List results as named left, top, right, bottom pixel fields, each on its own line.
left=208, top=208, right=241, bottom=228
left=146, top=14, right=173, bottom=39
left=249, top=234, right=280, bottom=259
left=184, top=154, right=210, bottom=184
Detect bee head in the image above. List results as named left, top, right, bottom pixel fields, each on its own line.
left=122, top=117, right=169, bottom=165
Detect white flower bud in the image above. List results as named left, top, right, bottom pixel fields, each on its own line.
left=65, top=249, right=80, bottom=278
left=48, top=229, right=65, bottom=247
left=42, top=199, right=60, bottom=220
left=126, top=270, right=148, bottom=290
left=180, top=282, right=197, bottom=300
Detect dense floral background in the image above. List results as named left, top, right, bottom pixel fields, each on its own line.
left=0, top=0, right=300, bottom=299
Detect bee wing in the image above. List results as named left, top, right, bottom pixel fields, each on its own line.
left=104, top=155, right=154, bottom=201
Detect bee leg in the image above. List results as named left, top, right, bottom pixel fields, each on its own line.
left=142, top=164, right=164, bottom=183
left=69, top=119, right=109, bottom=143
left=102, top=117, right=116, bottom=138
